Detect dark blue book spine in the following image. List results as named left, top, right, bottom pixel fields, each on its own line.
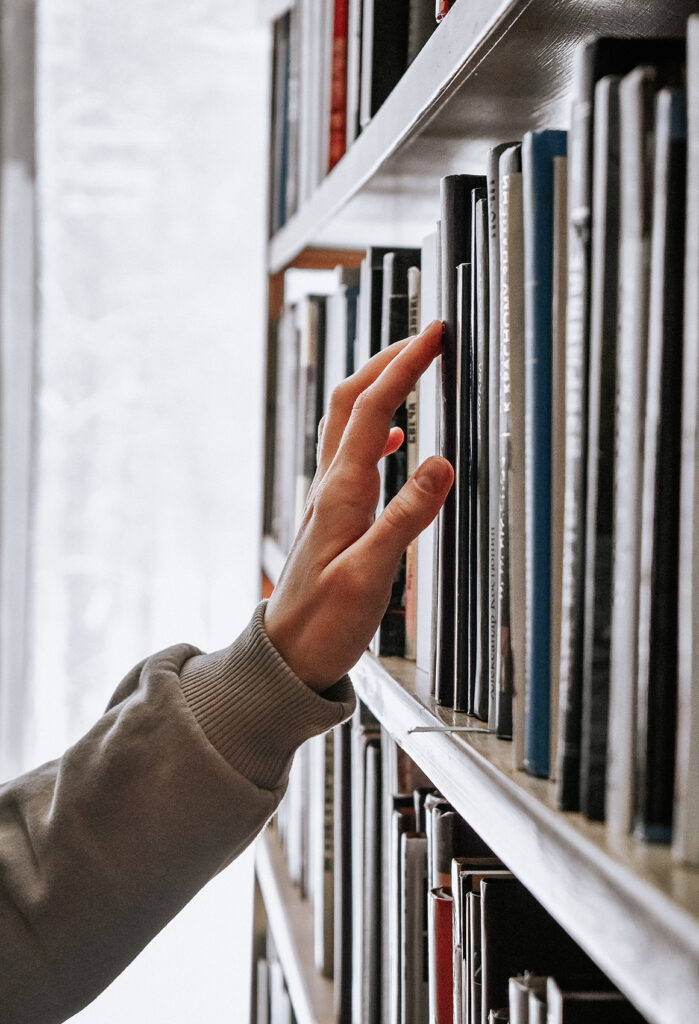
left=522, top=129, right=567, bottom=778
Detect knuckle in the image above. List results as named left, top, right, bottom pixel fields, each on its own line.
left=328, top=382, right=352, bottom=419
left=383, top=490, right=412, bottom=529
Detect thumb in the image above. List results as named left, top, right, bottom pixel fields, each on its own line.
left=352, top=456, right=453, bottom=575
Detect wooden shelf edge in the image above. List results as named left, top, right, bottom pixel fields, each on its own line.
left=255, top=827, right=336, bottom=1024
left=351, top=652, right=699, bottom=1024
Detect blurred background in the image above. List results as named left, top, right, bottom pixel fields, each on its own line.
left=1, top=0, right=269, bottom=1019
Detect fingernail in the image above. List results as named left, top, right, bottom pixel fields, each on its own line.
left=416, top=458, right=451, bottom=494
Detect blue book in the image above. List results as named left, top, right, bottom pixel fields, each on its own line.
left=522, top=129, right=567, bottom=778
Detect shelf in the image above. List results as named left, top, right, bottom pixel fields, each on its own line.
left=268, top=0, right=697, bottom=271
left=350, top=653, right=699, bottom=1024
left=255, top=826, right=335, bottom=1024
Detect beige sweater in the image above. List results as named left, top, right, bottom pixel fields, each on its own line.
left=0, top=602, right=356, bottom=1024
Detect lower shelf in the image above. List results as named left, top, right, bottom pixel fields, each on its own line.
left=255, top=826, right=335, bottom=1024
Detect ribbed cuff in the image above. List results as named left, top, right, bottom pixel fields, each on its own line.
left=178, top=601, right=356, bottom=791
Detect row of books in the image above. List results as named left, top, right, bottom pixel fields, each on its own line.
left=268, top=0, right=441, bottom=233
left=255, top=930, right=295, bottom=1024
left=272, top=705, right=646, bottom=1024
left=263, top=23, right=699, bottom=862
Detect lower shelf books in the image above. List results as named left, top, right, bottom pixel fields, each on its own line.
left=264, top=698, right=655, bottom=1024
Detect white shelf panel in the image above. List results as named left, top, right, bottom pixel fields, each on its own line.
left=351, top=653, right=699, bottom=1024
left=255, top=827, right=336, bottom=1024
left=268, top=0, right=697, bottom=271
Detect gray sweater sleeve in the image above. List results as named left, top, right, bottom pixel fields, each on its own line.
left=0, top=601, right=356, bottom=1024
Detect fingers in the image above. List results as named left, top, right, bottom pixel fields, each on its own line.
left=335, top=321, right=443, bottom=473
left=349, top=455, right=453, bottom=577
left=318, top=320, right=443, bottom=476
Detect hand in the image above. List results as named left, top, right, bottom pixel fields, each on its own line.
left=264, top=320, right=454, bottom=691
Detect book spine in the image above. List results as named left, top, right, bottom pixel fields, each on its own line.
left=327, top=0, right=349, bottom=172
left=579, top=75, right=620, bottom=820
left=675, top=14, right=699, bottom=867
left=522, top=130, right=567, bottom=778
left=634, top=87, right=686, bottom=843
left=400, top=833, right=429, bottom=1024
left=427, top=887, right=454, bottom=1024
left=454, top=263, right=473, bottom=713
left=473, top=195, right=491, bottom=722
left=405, top=266, right=422, bottom=661
left=607, top=66, right=657, bottom=834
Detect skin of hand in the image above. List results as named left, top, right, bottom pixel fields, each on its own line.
left=264, top=319, right=454, bottom=692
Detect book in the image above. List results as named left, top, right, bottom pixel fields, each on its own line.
left=473, top=195, right=491, bottom=722
left=609, top=59, right=682, bottom=836
left=356, top=246, right=392, bottom=370
left=509, top=973, right=547, bottom=1024
left=381, top=248, right=422, bottom=349
left=345, top=0, right=363, bottom=148
left=451, top=862, right=509, bottom=1024
left=496, top=145, right=523, bottom=745
left=545, top=977, right=645, bottom=1023
left=675, top=12, right=699, bottom=867
left=579, top=75, right=621, bottom=821
left=487, top=142, right=519, bottom=726
left=436, top=173, right=485, bottom=707
left=405, top=264, right=422, bottom=660
left=362, top=738, right=383, bottom=1024
left=294, top=295, right=326, bottom=531
left=334, top=722, right=353, bottom=1023
left=549, top=152, right=568, bottom=784
left=328, top=0, right=349, bottom=172
left=427, top=886, right=454, bottom=1024
left=359, top=0, right=410, bottom=127
left=388, top=801, right=417, bottom=1024
left=427, top=799, right=494, bottom=889
left=480, top=875, right=603, bottom=1024
left=269, top=12, right=291, bottom=234
left=634, top=86, right=686, bottom=843
left=522, top=128, right=567, bottom=779
left=407, top=0, right=436, bottom=66
left=528, top=988, right=546, bottom=1024
left=400, top=832, right=429, bottom=1024
left=416, top=231, right=440, bottom=676
left=311, top=731, right=334, bottom=977
left=454, top=261, right=473, bottom=714
left=351, top=704, right=381, bottom=1024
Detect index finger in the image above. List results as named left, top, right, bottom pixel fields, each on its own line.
left=334, top=320, right=443, bottom=472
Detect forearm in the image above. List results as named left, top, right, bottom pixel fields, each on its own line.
left=0, top=602, right=355, bottom=1024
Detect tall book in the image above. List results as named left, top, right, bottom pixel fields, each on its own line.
left=334, top=722, right=353, bottom=1023
left=675, top=13, right=699, bottom=867
left=416, top=231, right=440, bottom=675
left=427, top=886, right=454, bottom=1024
left=608, top=56, right=683, bottom=836
left=345, top=0, right=363, bottom=148
left=487, top=142, right=519, bottom=726
left=472, top=195, right=491, bottom=721
left=362, top=739, right=383, bottom=1024
left=635, top=86, right=686, bottom=843
left=405, top=265, right=422, bottom=660
left=327, top=0, right=349, bottom=172
left=454, top=262, right=473, bottom=714
left=400, top=832, right=429, bottom=1024
left=294, top=295, right=326, bottom=532
left=557, top=35, right=685, bottom=812
left=436, top=174, right=485, bottom=707
left=359, top=0, right=410, bottom=127
left=356, top=246, right=392, bottom=370
left=351, top=704, right=381, bottom=1024
left=311, top=731, right=334, bottom=977
left=269, top=12, right=291, bottom=234
left=407, top=0, right=436, bottom=65
left=496, top=145, right=523, bottom=745
left=549, top=152, right=568, bottom=782
left=522, top=128, right=567, bottom=779
left=578, top=75, right=621, bottom=820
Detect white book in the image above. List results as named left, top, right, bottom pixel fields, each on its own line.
left=400, top=833, right=428, bottom=1024
left=606, top=67, right=655, bottom=835
left=416, top=231, right=439, bottom=675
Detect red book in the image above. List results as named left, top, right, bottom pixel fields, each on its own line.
left=435, top=0, right=451, bottom=22
left=327, top=0, right=349, bottom=172
left=428, top=886, right=454, bottom=1024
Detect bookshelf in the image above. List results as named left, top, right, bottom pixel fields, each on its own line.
left=256, top=3, right=699, bottom=1024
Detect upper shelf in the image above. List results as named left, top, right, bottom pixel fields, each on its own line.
left=268, top=0, right=696, bottom=272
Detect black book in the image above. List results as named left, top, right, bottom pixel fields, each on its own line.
left=375, top=290, right=410, bottom=656
left=579, top=74, right=621, bottom=821
left=356, top=246, right=393, bottom=369
left=634, top=86, right=686, bottom=843
left=454, top=262, right=473, bottom=713
left=407, top=0, right=436, bottom=65
left=556, top=35, right=685, bottom=811
left=380, top=248, right=422, bottom=349
left=269, top=12, right=291, bottom=234
left=472, top=192, right=490, bottom=721
left=435, top=173, right=486, bottom=707
left=480, top=876, right=605, bottom=1024
left=359, top=0, right=410, bottom=127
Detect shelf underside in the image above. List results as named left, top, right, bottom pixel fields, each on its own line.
left=269, top=0, right=698, bottom=270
